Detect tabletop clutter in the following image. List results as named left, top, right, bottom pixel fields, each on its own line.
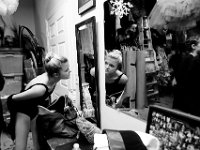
left=93, top=130, right=160, bottom=150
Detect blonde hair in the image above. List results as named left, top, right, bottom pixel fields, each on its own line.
left=107, top=49, right=122, bottom=64
left=44, top=52, right=68, bottom=77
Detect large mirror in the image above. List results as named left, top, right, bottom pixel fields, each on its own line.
left=103, top=0, right=148, bottom=120
left=103, top=0, right=200, bottom=120
left=75, top=16, right=100, bottom=126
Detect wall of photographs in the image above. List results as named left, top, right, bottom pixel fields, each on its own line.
left=147, top=106, right=200, bottom=150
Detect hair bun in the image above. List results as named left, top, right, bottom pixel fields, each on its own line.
left=44, top=53, right=54, bottom=63
left=112, top=49, right=122, bottom=56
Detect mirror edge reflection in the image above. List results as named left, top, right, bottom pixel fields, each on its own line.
left=75, top=16, right=100, bottom=127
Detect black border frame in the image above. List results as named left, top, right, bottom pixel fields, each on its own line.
left=75, top=16, right=100, bottom=127
left=146, top=105, right=200, bottom=149
left=78, top=0, right=96, bottom=15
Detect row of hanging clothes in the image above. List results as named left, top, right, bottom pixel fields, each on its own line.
left=120, top=45, right=146, bottom=109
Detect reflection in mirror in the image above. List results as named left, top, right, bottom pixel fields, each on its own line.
left=103, top=0, right=148, bottom=120
left=104, top=50, right=128, bottom=107
left=75, top=16, right=99, bottom=125
left=149, top=0, right=200, bottom=118
left=104, top=0, right=200, bottom=120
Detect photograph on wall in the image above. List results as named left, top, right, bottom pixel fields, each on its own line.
left=78, top=0, right=96, bottom=15
left=148, top=111, right=200, bottom=150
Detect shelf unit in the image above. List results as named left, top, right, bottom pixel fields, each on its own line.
left=0, top=48, right=23, bottom=97
left=138, top=16, right=159, bottom=103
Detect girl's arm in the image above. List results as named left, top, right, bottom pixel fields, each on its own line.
left=119, top=74, right=128, bottom=85
left=11, top=84, right=47, bottom=102
left=0, top=70, right=5, bottom=91
left=90, top=67, right=95, bottom=77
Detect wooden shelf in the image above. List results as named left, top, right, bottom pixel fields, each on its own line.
left=147, top=91, right=159, bottom=98
left=139, top=16, right=160, bottom=102
left=145, top=58, right=155, bottom=62
left=0, top=48, right=23, bottom=54
left=146, top=71, right=157, bottom=75
left=146, top=80, right=157, bottom=86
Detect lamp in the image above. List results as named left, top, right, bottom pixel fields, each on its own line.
left=0, top=0, right=19, bottom=47
left=0, top=0, right=19, bottom=16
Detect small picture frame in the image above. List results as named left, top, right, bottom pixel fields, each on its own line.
left=146, top=105, right=200, bottom=150
left=78, top=0, right=96, bottom=15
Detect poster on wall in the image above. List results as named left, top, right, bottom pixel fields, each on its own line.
left=78, top=0, right=96, bottom=15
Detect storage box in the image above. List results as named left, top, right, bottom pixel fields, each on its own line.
left=0, top=54, right=23, bottom=75
left=0, top=75, right=23, bottom=114
left=0, top=74, right=23, bottom=96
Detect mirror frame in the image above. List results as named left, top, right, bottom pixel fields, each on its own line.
left=75, top=16, right=100, bottom=126
left=103, top=0, right=200, bottom=121
left=103, top=0, right=152, bottom=121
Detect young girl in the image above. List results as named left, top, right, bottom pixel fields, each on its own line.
left=91, top=50, right=128, bottom=106
left=7, top=52, right=71, bottom=150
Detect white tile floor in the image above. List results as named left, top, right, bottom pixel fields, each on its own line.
left=1, top=132, right=33, bottom=150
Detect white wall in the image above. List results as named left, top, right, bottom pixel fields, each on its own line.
left=13, top=0, right=35, bottom=34
left=33, top=0, right=81, bottom=109
left=33, top=0, right=147, bottom=132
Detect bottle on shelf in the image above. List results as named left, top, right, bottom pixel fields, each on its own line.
left=82, top=82, right=95, bottom=118
left=72, top=143, right=81, bottom=150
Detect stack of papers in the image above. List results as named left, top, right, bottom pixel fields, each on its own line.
left=93, top=133, right=109, bottom=150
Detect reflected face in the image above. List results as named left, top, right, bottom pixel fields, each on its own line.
left=196, top=39, right=200, bottom=52
left=59, top=62, right=71, bottom=79
left=191, top=38, right=200, bottom=55
left=126, top=24, right=137, bottom=33
left=105, top=56, right=118, bottom=74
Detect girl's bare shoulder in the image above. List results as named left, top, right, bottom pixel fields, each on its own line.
left=119, top=72, right=128, bottom=84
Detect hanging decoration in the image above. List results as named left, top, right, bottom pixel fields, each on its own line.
left=110, top=0, right=133, bottom=18
left=149, top=0, right=200, bottom=31
left=0, top=0, right=19, bottom=16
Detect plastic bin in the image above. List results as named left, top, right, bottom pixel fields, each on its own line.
left=0, top=74, right=23, bottom=96
left=0, top=54, right=23, bottom=75
left=0, top=74, right=23, bottom=114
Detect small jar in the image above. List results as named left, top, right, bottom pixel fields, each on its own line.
left=143, top=16, right=149, bottom=29
left=72, top=143, right=81, bottom=150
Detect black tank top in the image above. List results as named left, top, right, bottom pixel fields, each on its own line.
left=25, top=83, right=54, bottom=98
left=24, top=83, right=55, bottom=106
left=106, top=73, right=125, bottom=98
